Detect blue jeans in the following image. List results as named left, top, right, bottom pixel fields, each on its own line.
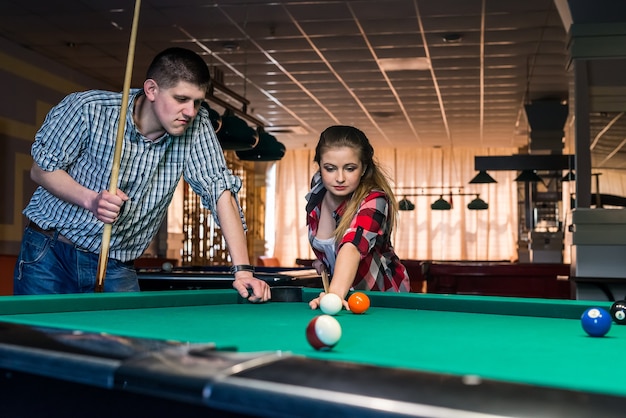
left=13, top=225, right=140, bottom=294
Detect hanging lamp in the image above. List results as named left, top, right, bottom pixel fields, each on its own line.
left=514, top=170, right=543, bottom=183
left=236, top=127, right=286, bottom=161
left=467, top=195, right=489, bottom=210
left=217, top=109, right=258, bottom=151
left=431, top=195, right=452, bottom=210
left=398, top=196, right=415, bottom=211
left=469, top=170, right=497, bottom=184
left=561, top=170, right=575, bottom=182
left=201, top=102, right=222, bottom=133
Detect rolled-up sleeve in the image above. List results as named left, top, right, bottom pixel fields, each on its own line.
left=32, top=92, right=86, bottom=171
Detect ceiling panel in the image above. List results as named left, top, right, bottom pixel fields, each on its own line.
left=1, top=0, right=625, bottom=167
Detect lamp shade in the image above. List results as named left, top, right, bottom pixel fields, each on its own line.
left=208, top=108, right=222, bottom=133
left=561, top=170, right=575, bottom=182
left=467, top=195, right=489, bottom=210
left=200, top=102, right=223, bottom=133
left=514, top=170, right=543, bottom=183
left=398, top=197, right=415, bottom=211
left=469, top=170, right=497, bottom=184
left=217, top=110, right=259, bottom=150
left=236, top=127, right=286, bottom=161
left=431, top=196, right=451, bottom=210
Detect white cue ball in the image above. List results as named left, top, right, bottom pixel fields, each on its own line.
left=319, top=293, right=343, bottom=315
left=162, top=262, right=173, bottom=272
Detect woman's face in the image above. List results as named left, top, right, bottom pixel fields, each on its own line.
left=319, top=146, right=364, bottom=199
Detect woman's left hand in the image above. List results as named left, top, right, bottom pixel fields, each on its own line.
left=309, top=291, right=350, bottom=311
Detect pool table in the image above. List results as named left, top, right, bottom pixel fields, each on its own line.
left=136, top=265, right=322, bottom=291
left=0, top=289, right=624, bottom=417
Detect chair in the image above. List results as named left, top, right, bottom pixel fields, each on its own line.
left=256, top=256, right=280, bottom=267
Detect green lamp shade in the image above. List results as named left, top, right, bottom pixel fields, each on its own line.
left=200, top=102, right=223, bottom=133
left=236, top=128, right=286, bottom=161
left=431, top=196, right=451, bottom=210
left=467, top=196, right=489, bottom=210
left=514, top=170, right=543, bottom=183
left=469, top=170, right=497, bottom=184
left=561, top=170, right=575, bottom=182
left=217, top=110, right=259, bottom=151
left=398, top=197, right=415, bottom=211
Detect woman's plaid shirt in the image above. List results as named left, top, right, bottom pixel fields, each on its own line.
left=306, top=173, right=410, bottom=291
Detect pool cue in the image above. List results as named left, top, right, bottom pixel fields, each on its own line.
left=95, top=0, right=142, bottom=293
left=321, top=269, right=330, bottom=294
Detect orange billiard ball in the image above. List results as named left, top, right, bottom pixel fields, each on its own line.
left=348, top=292, right=370, bottom=314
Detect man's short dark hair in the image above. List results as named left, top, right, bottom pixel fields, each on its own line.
left=146, top=47, right=211, bottom=91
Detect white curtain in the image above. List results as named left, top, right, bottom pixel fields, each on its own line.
left=272, top=146, right=520, bottom=266
left=273, top=149, right=317, bottom=266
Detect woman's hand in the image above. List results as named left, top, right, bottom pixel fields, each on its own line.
left=309, top=291, right=350, bottom=311
left=312, top=259, right=326, bottom=275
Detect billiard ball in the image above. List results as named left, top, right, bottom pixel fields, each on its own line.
left=306, top=315, right=342, bottom=351
left=319, top=293, right=343, bottom=315
left=348, top=292, right=370, bottom=314
left=610, top=300, right=626, bottom=324
left=581, top=307, right=612, bottom=337
left=162, top=262, right=173, bottom=273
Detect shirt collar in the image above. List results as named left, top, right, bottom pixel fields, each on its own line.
left=129, top=89, right=170, bottom=144
left=305, top=171, right=348, bottom=219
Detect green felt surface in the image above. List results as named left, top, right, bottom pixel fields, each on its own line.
left=0, top=289, right=623, bottom=398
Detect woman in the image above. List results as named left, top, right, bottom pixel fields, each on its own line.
left=306, top=125, right=410, bottom=311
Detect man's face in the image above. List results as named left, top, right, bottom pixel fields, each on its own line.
left=151, top=80, right=206, bottom=136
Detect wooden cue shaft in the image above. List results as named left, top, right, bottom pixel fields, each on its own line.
left=321, top=270, right=330, bottom=294
left=95, top=0, right=142, bottom=293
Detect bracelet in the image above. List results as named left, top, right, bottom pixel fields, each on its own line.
left=230, top=264, right=255, bottom=275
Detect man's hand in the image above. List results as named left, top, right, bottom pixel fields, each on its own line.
left=90, top=189, right=129, bottom=223
left=232, top=273, right=271, bottom=303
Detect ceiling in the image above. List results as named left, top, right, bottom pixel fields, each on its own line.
left=2, top=0, right=626, bottom=168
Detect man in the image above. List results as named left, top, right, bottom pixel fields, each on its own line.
left=14, top=47, right=270, bottom=302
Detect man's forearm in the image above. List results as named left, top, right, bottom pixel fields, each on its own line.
left=30, top=163, right=96, bottom=210
left=215, top=191, right=251, bottom=266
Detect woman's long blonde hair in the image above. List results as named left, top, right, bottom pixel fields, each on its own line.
left=314, top=125, right=398, bottom=242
